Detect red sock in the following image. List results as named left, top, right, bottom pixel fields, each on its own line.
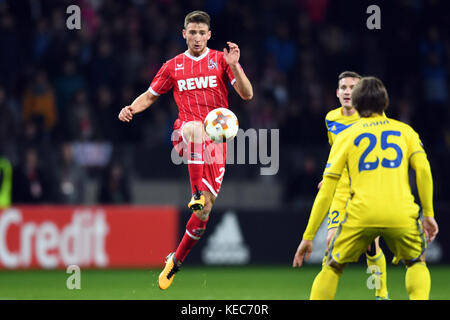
left=187, top=142, right=204, bottom=194
left=174, top=213, right=208, bottom=263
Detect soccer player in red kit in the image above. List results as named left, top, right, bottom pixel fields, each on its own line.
left=118, top=10, right=253, bottom=290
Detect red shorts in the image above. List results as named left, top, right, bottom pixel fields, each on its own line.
left=172, top=119, right=227, bottom=197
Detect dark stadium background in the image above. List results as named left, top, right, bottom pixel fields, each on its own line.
left=0, top=0, right=449, bottom=300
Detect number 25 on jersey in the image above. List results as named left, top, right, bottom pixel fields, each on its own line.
left=354, top=130, right=403, bottom=172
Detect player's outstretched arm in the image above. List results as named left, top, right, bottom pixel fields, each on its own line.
left=118, top=91, right=159, bottom=122
left=293, top=176, right=338, bottom=268
left=224, top=41, right=253, bottom=100
left=303, top=175, right=338, bottom=241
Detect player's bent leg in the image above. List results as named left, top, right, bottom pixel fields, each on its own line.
left=382, top=224, right=429, bottom=299
left=310, top=260, right=346, bottom=300
left=193, top=191, right=215, bottom=221
left=184, top=121, right=207, bottom=209
left=320, top=224, right=375, bottom=299
left=175, top=192, right=215, bottom=262
left=366, top=236, right=389, bottom=299
left=176, top=192, right=215, bottom=261
left=405, top=256, right=430, bottom=300
left=159, top=193, right=215, bottom=290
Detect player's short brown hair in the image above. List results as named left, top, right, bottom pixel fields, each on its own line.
left=184, top=10, right=210, bottom=30
left=351, top=76, right=389, bottom=117
left=338, top=71, right=362, bottom=84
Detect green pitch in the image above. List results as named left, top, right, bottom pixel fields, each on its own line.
left=0, top=265, right=449, bottom=300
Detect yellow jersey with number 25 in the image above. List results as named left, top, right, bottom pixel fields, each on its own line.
left=324, top=113, right=425, bottom=228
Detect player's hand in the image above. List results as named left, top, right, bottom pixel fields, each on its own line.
left=422, top=216, right=439, bottom=243
left=317, top=180, right=323, bottom=189
left=292, top=239, right=313, bottom=268
left=118, top=106, right=134, bottom=122
left=223, top=42, right=240, bottom=67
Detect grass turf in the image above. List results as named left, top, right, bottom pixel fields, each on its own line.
left=0, top=265, right=449, bottom=300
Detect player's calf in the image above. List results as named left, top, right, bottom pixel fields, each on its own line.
left=366, top=237, right=389, bottom=299
left=405, top=260, right=430, bottom=300
left=159, top=194, right=213, bottom=290
left=176, top=192, right=215, bottom=264
left=310, top=264, right=344, bottom=300
left=184, top=121, right=207, bottom=204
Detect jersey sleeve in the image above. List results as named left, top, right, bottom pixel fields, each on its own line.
left=220, top=54, right=242, bottom=86
left=148, top=61, right=173, bottom=96
left=302, top=129, right=348, bottom=241
left=407, top=128, right=434, bottom=217
left=325, top=117, right=333, bottom=146
left=410, top=152, right=434, bottom=217
left=323, top=133, right=349, bottom=179
left=406, top=127, right=426, bottom=161
left=303, top=175, right=339, bottom=240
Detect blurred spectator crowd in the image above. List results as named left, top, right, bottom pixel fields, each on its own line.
left=0, top=0, right=449, bottom=206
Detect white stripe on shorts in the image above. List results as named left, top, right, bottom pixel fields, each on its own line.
left=202, top=178, right=218, bottom=197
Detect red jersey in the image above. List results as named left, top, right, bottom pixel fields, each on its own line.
left=148, top=48, right=239, bottom=122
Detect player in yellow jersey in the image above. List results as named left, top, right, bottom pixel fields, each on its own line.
left=293, top=76, right=439, bottom=300
left=321, top=71, right=388, bottom=299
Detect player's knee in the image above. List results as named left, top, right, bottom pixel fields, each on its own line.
left=204, top=197, right=214, bottom=213
left=326, top=259, right=346, bottom=274
left=185, top=121, right=205, bottom=143
left=199, top=193, right=215, bottom=220
left=405, top=254, right=426, bottom=267
left=195, top=206, right=211, bottom=221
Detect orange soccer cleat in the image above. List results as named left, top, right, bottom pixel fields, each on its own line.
left=188, top=188, right=205, bottom=212
left=158, top=252, right=180, bottom=290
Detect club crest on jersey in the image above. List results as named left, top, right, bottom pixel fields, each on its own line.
left=208, top=59, right=217, bottom=70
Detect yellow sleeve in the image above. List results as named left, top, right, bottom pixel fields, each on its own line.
left=406, top=128, right=426, bottom=156
left=410, top=152, right=434, bottom=217
left=323, top=130, right=349, bottom=179
left=327, top=131, right=333, bottom=146
left=302, top=131, right=349, bottom=240
left=325, top=118, right=333, bottom=146
left=303, top=176, right=339, bottom=240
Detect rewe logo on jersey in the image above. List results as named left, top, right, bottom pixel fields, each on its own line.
left=202, top=211, right=250, bottom=265
left=177, top=75, right=217, bottom=92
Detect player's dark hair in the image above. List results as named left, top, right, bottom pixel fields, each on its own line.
left=184, top=10, right=210, bottom=30
left=338, top=71, right=362, bottom=85
left=352, top=76, right=389, bottom=117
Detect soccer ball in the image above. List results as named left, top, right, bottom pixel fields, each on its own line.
left=204, top=108, right=239, bottom=142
